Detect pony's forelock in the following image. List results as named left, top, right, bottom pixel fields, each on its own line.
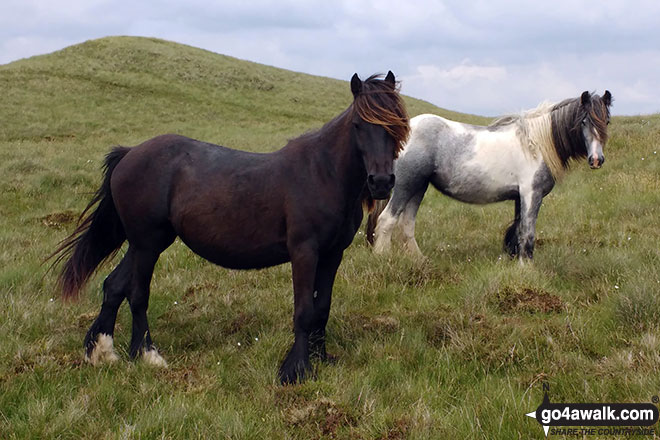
left=584, top=93, right=611, bottom=144
left=351, top=74, right=410, bottom=157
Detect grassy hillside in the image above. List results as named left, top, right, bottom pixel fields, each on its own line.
left=1, top=36, right=659, bottom=439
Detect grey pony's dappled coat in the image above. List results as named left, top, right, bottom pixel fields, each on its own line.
left=368, top=91, right=612, bottom=260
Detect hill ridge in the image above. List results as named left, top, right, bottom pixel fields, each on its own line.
left=0, top=36, right=488, bottom=149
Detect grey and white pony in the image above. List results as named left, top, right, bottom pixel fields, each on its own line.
left=368, top=91, right=612, bottom=260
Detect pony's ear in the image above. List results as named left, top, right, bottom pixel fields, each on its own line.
left=603, top=90, right=612, bottom=107
left=580, top=91, right=591, bottom=107
left=351, top=73, right=362, bottom=98
left=385, top=70, right=396, bottom=88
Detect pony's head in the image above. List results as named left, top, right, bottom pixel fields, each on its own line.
left=548, top=90, right=613, bottom=174
left=579, top=90, right=612, bottom=169
left=350, top=71, right=409, bottom=199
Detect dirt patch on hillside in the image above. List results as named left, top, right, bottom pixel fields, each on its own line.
left=494, top=287, right=565, bottom=314
left=41, top=211, right=77, bottom=228
left=377, top=417, right=411, bottom=440
left=277, top=392, right=357, bottom=438
left=348, top=314, right=400, bottom=335
left=156, top=362, right=210, bottom=393
left=221, top=311, right=259, bottom=336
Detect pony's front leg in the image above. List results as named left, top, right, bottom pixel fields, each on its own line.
left=309, top=250, right=343, bottom=362
left=373, top=207, right=397, bottom=254
left=399, top=190, right=426, bottom=258
left=279, top=242, right=319, bottom=384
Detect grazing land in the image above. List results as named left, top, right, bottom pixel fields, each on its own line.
left=1, top=36, right=659, bottom=439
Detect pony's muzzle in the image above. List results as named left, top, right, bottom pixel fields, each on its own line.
left=588, top=155, right=605, bottom=169
left=367, top=174, right=395, bottom=199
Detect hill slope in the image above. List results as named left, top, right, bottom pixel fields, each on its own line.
left=0, top=36, right=484, bottom=149
left=1, top=36, right=660, bottom=439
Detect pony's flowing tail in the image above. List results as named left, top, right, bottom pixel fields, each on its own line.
left=365, top=198, right=389, bottom=245
left=49, top=147, right=130, bottom=300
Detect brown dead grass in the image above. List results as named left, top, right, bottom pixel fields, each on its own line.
left=280, top=396, right=357, bottom=438
left=493, top=287, right=565, bottom=314
left=40, top=211, right=77, bottom=228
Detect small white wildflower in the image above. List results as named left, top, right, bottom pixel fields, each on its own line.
left=49, top=298, right=54, bottom=302
left=628, top=237, right=631, bottom=241
left=237, top=342, right=241, bottom=347
left=174, top=301, right=178, bottom=305
left=255, top=337, right=259, bottom=341
left=614, top=285, right=620, bottom=289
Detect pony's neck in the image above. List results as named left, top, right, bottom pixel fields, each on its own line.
left=524, top=110, right=565, bottom=180
left=313, top=108, right=368, bottom=206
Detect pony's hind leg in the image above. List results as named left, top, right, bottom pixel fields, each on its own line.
left=124, top=246, right=168, bottom=367
left=84, top=255, right=132, bottom=365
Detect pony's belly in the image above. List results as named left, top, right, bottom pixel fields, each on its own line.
left=446, top=187, right=518, bottom=204
left=182, top=237, right=291, bottom=270
left=438, top=176, right=519, bottom=204
left=433, top=158, right=522, bottom=204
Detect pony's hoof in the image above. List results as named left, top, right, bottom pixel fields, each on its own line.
left=278, top=357, right=312, bottom=385
left=142, top=347, right=168, bottom=368
left=84, top=333, right=120, bottom=366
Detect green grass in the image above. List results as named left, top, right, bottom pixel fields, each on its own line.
left=1, top=36, right=659, bottom=439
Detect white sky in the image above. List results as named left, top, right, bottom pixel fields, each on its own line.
left=1, top=0, right=658, bottom=116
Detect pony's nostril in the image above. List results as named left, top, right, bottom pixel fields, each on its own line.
left=388, top=174, right=395, bottom=186
left=367, top=175, right=375, bottom=185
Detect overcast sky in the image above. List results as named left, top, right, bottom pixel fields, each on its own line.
left=2, top=0, right=658, bottom=116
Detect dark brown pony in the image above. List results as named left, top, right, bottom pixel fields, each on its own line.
left=51, top=72, right=409, bottom=384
